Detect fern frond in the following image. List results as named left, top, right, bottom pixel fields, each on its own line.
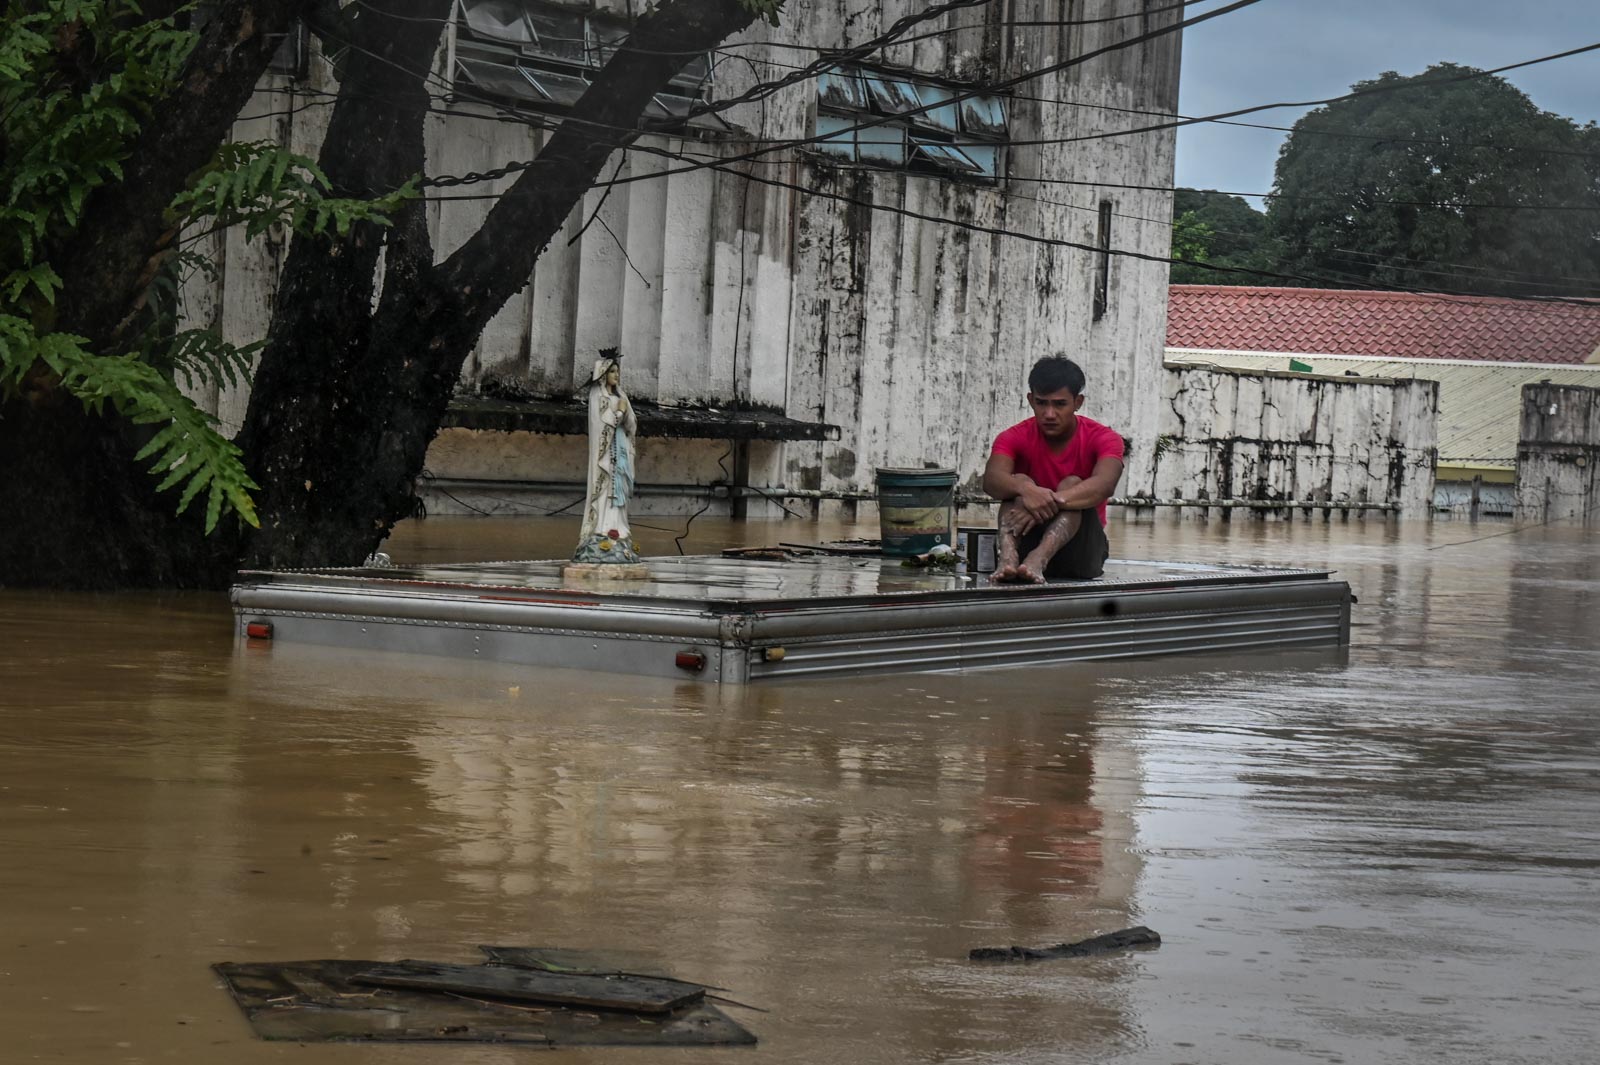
left=0, top=317, right=258, bottom=533
left=170, top=141, right=414, bottom=242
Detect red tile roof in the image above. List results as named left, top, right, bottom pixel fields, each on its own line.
left=1167, top=286, right=1600, bottom=365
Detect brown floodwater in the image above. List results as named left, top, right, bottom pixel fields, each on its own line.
left=2, top=515, right=1598, bottom=1064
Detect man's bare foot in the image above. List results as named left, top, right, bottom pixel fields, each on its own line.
left=1016, top=561, right=1047, bottom=584
left=992, top=562, right=1043, bottom=582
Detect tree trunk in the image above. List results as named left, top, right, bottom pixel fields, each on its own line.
left=0, top=0, right=315, bottom=590
left=4, top=0, right=761, bottom=585
left=237, top=0, right=758, bottom=569
left=233, top=0, right=449, bottom=568
left=0, top=393, right=234, bottom=588
left=55, top=0, right=319, bottom=350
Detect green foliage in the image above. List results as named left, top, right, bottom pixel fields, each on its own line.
left=1, top=0, right=194, bottom=268
left=0, top=316, right=259, bottom=531
left=1170, top=211, right=1213, bottom=264
left=170, top=141, right=418, bottom=240
left=736, top=0, right=784, bottom=25
left=1, top=0, right=413, bottom=533
left=1169, top=189, right=1281, bottom=285
left=1264, top=64, right=1600, bottom=297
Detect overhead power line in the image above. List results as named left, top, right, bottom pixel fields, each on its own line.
left=420, top=29, right=1600, bottom=195
left=348, top=0, right=1218, bottom=52
left=252, top=7, right=1600, bottom=301
left=699, top=163, right=1600, bottom=306
left=1041, top=40, right=1600, bottom=157
left=238, top=75, right=1600, bottom=216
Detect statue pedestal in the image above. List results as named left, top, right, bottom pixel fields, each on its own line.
left=562, top=562, right=651, bottom=581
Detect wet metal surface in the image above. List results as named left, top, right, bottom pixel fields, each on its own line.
left=2, top=516, right=1598, bottom=1063
left=233, top=553, right=1348, bottom=682
left=238, top=555, right=1334, bottom=607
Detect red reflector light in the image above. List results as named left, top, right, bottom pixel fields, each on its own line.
left=674, top=651, right=706, bottom=673
left=245, top=621, right=273, bottom=640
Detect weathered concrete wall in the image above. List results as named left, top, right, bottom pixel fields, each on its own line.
left=1145, top=365, right=1438, bottom=518
left=1515, top=383, right=1600, bottom=525
left=185, top=0, right=1182, bottom=513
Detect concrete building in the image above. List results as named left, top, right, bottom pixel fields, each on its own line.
left=187, top=0, right=1186, bottom=520
left=1167, top=285, right=1600, bottom=515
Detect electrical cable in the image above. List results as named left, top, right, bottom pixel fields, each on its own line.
left=241, top=14, right=1600, bottom=301
left=674, top=444, right=732, bottom=553
left=695, top=159, right=1600, bottom=306
left=235, top=81, right=1600, bottom=214
left=346, top=0, right=1220, bottom=51
left=1427, top=493, right=1600, bottom=549
left=417, top=0, right=1266, bottom=189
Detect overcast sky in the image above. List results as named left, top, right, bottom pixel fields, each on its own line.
left=1175, top=0, right=1600, bottom=203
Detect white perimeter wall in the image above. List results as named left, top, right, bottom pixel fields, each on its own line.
left=1150, top=364, right=1439, bottom=517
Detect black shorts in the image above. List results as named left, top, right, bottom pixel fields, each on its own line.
left=1015, top=513, right=1109, bottom=580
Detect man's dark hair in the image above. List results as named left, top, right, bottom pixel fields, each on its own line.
left=1028, top=356, right=1086, bottom=397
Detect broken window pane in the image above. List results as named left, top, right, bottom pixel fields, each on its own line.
left=455, top=55, right=544, bottom=103
left=461, top=0, right=534, bottom=45
left=524, top=6, right=586, bottom=64
left=914, top=84, right=959, bottom=133
left=817, top=70, right=868, bottom=111
left=864, top=72, right=921, bottom=115
left=912, top=137, right=982, bottom=175
left=814, top=113, right=858, bottom=160
left=960, top=95, right=1007, bottom=137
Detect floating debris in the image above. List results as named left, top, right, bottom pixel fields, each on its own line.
left=350, top=960, right=703, bottom=1014
left=969, top=926, right=1161, bottom=963
left=215, top=947, right=757, bottom=1047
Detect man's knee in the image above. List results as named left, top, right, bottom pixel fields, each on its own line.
left=1055, top=475, right=1083, bottom=491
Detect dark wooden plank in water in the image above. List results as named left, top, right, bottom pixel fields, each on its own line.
left=969, top=926, right=1161, bottom=962
left=214, top=960, right=753, bottom=1046
left=350, top=961, right=704, bottom=1014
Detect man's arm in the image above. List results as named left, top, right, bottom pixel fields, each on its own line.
left=1054, top=456, right=1125, bottom=510
left=984, top=452, right=1059, bottom=524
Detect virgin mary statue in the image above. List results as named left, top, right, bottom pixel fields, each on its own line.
left=573, top=350, right=640, bottom=565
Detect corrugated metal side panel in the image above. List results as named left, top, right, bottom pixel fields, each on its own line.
left=232, top=584, right=725, bottom=640
left=234, top=611, right=725, bottom=680
left=745, top=585, right=1349, bottom=680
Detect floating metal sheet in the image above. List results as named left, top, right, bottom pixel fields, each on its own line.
left=215, top=951, right=755, bottom=1047
left=232, top=556, right=1351, bottom=683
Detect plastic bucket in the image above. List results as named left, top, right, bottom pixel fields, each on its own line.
left=875, top=467, right=957, bottom=556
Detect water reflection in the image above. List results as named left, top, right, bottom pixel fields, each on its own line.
left=0, top=517, right=1597, bottom=1063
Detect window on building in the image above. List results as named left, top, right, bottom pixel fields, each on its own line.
left=267, top=21, right=309, bottom=78
left=451, top=0, right=724, bottom=132
left=1093, top=200, right=1113, bottom=321
left=812, top=65, right=1008, bottom=182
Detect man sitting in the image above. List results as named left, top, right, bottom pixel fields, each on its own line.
left=982, top=356, right=1125, bottom=583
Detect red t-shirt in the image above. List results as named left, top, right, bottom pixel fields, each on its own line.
left=991, top=415, right=1126, bottom=526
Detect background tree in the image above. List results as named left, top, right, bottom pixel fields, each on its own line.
left=0, top=0, right=775, bottom=587
left=1169, top=188, right=1279, bottom=285
left=1264, top=64, right=1600, bottom=297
